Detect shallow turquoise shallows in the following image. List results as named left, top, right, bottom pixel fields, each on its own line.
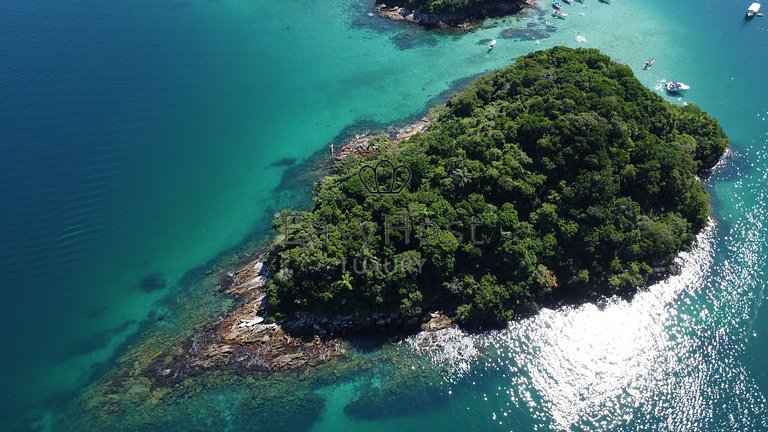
left=2, top=0, right=768, bottom=430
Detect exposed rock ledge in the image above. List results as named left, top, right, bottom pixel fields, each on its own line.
left=145, top=255, right=455, bottom=385
left=374, top=1, right=534, bottom=31
left=334, top=116, right=431, bottom=160
left=144, top=257, right=346, bottom=385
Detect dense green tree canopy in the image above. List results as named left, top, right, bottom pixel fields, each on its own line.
left=394, top=0, right=508, bottom=15
left=266, top=47, right=727, bottom=328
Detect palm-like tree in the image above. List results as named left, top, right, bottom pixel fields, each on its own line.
left=452, top=167, right=472, bottom=188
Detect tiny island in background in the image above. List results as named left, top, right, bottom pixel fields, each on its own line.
left=374, top=0, right=536, bottom=30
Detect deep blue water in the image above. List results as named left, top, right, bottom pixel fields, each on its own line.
left=0, top=0, right=298, bottom=417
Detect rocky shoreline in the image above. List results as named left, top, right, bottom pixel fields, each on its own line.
left=374, top=1, right=534, bottom=31
left=144, top=258, right=333, bottom=383
left=145, top=254, right=455, bottom=384
left=334, top=115, right=431, bottom=159
left=144, top=117, right=455, bottom=385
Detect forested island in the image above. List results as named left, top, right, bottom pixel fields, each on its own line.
left=390, top=0, right=525, bottom=14
left=374, top=0, right=530, bottom=29
left=266, top=47, right=727, bottom=329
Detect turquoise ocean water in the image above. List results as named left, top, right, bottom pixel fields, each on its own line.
left=2, top=0, right=768, bottom=430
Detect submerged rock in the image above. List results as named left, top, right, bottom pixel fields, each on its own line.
left=268, top=157, right=297, bottom=167
left=140, top=273, right=166, bottom=292
left=343, top=361, right=447, bottom=420
left=500, top=26, right=551, bottom=41
left=390, top=31, right=438, bottom=50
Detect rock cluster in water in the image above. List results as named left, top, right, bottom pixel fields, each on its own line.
left=145, top=251, right=454, bottom=386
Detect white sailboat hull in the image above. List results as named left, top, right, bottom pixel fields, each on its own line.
left=747, top=2, right=761, bottom=17
left=666, top=82, right=690, bottom=93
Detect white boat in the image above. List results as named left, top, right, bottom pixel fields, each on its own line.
left=552, top=9, right=568, bottom=18
left=552, top=1, right=563, bottom=9
left=488, top=39, right=497, bottom=50
left=666, top=81, right=690, bottom=93
left=643, top=58, right=654, bottom=70
left=747, top=2, right=761, bottom=17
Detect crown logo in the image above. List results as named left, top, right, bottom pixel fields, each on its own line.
left=358, top=159, right=411, bottom=195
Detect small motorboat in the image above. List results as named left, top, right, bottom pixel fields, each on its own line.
left=562, top=0, right=572, bottom=4
left=643, top=58, right=655, bottom=70
left=747, top=2, right=761, bottom=18
left=552, top=9, right=568, bottom=17
left=488, top=39, right=497, bottom=50
left=666, top=81, right=690, bottom=93
left=552, top=1, right=563, bottom=9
